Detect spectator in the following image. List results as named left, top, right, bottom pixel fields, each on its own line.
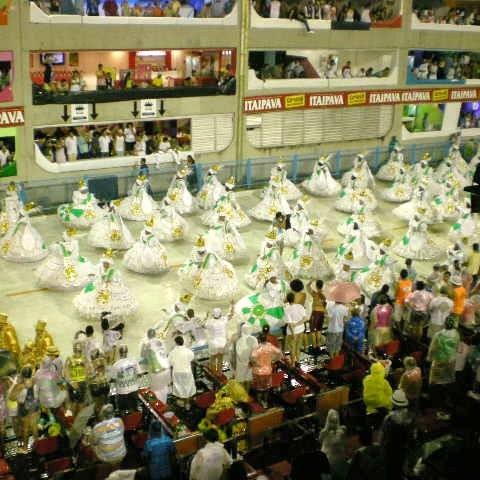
left=405, top=258, right=417, bottom=282
left=96, top=63, right=106, bottom=90
left=398, top=356, right=422, bottom=407
left=428, top=286, right=454, bottom=339
left=346, top=427, right=384, bottom=480
left=341, top=60, right=352, bottom=78
left=291, top=433, right=331, bottom=480
left=270, top=0, right=282, bottom=18
left=451, top=275, right=467, bottom=318
left=405, top=280, right=433, bottom=340
left=111, top=345, right=140, bottom=412
left=103, top=0, right=119, bottom=16
left=124, top=122, right=136, bottom=154
left=91, top=404, right=126, bottom=464
left=371, top=294, right=393, bottom=346
left=326, top=300, right=349, bottom=357
left=284, top=292, right=307, bottom=364
left=363, top=362, right=392, bottom=415
left=113, top=128, right=125, bottom=156
left=99, top=129, right=111, bottom=158
left=144, top=420, right=176, bottom=480
left=345, top=307, right=365, bottom=353
left=467, top=243, right=480, bottom=286
left=179, top=0, right=195, bottom=17
left=307, top=279, right=327, bottom=351
left=65, top=130, right=78, bottom=162
left=152, top=73, right=164, bottom=88
left=319, top=409, right=347, bottom=476
left=288, top=0, right=315, bottom=32
left=189, top=429, right=232, bottom=480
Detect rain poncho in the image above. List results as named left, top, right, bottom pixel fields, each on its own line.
left=428, top=328, right=460, bottom=385
left=363, top=362, right=392, bottom=414
left=345, top=315, right=365, bottom=353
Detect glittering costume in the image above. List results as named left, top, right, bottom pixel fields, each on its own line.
left=165, top=167, right=197, bottom=215
left=118, top=176, right=158, bottom=221
left=262, top=163, right=301, bottom=202
left=393, top=185, right=441, bottom=224
left=245, top=232, right=291, bottom=289
left=288, top=229, right=332, bottom=280
left=449, top=201, right=477, bottom=241
left=376, top=146, right=406, bottom=182
left=205, top=217, right=248, bottom=263
left=151, top=198, right=187, bottom=242
left=0, top=210, right=47, bottom=263
left=123, top=226, right=168, bottom=275
left=411, top=156, right=433, bottom=186
left=341, top=154, right=375, bottom=189
left=285, top=200, right=326, bottom=247
left=337, top=201, right=381, bottom=239
left=381, top=168, right=412, bottom=203
left=335, top=175, right=377, bottom=213
left=0, top=182, right=23, bottom=237
left=74, top=254, right=138, bottom=321
left=88, top=203, right=134, bottom=250
left=394, top=215, right=442, bottom=260
left=201, top=181, right=251, bottom=229
left=432, top=181, right=460, bottom=222
left=354, top=250, right=395, bottom=298
left=35, top=232, right=94, bottom=290
left=249, top=184, right=292, bottom=222
left=196, top=166, right=226, bottom=210
left=178, top=237, right=237, bottom=300
left=435, top=159, right=468, bottom=190
left=302, top=156, right=341, bottom=197
left=335, top=225, right=379, bottom=270
left=57, top=181, right=103, bottom=229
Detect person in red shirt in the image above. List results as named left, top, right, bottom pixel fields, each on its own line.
left=103, top=0, right=118, bottom=16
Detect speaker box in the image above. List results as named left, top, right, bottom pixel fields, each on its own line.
left=86, top=176, right=118, bottom=203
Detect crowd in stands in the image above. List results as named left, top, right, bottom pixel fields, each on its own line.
left=413, top=2, right=480, bottom=25
left=34, top=122, right=190, bottom=162
left=253, top=0, right=399, bottom=22
left=254, top=54, right=391, bottom=80
left=410, top=51, right=480, bottom=81
left=34, top=0, right=235, bottom=18
left=458, top=110, right=480, bottom=129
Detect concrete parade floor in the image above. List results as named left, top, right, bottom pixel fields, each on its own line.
left=1, top=183, right=455, bottom=359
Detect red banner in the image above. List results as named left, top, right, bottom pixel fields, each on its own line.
left=244, top=87, right=480, bottom=114
left=0, top=107, right=25, bottom=127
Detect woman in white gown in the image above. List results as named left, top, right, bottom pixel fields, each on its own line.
left=287, top=228, right=332, bottom=280
left=204, top=215, right=248, bottom=263
left=165, top=166, right=197, bottom=215
left=151, top=197, right=187, bottom=242
left=201, top=177, right=251, bottom=229
left=341, top=153, right=375, bottom=189
left=123, top=224, right=168, bottom=275
left=178, top=235, right=238, bottom=301
left=354, top=248, right=396, bottom=299
left=431, top=181, right=460, bottom=222
left=196, top=166, right=226, bottom=210
left=393, top=184, right=441, bottom=224
left=249, top=183, right=292, bottom=222
left=435, top=159, right=468, bottom=190
left=284, top=199, right=326, bottom=247
left=381, top=167, right=413, bottom=203
left=245, top=229, right=291, bottom=289
left=393, top=214, right=442, bottom=260
left=337, top=199, right=381, bottom=239
left=447, top=143, right=470, bottom=176
left=57, top=180, right=103, bottom=229
left=88, top=202, right=134, bottom=250
left=411, top=154, right=433, bottom=186
left=0, top=209, right=47, bottom=263
left=449, top=201, right=477, bottom=241
left=335, top=175, right=377, bottom=213
left=335, top=223, right=379, bottom=270
left=302, top=155, right=341, bottom=197
left=262, top=163, right=301, bottom=202
left=73, top=251, right=138, bottom=322
left=35, top=229, right=94, bottom=290
left=0, top=182, right=23, bottom=236
left=376, top=145, right=406, bottom=182
left=117, top=175, right=158, bottom=221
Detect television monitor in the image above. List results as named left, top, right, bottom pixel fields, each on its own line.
left=40, top=52, right=65, bottom=65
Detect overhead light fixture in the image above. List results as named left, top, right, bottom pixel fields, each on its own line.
left=137, top=50, right=167, bottom=57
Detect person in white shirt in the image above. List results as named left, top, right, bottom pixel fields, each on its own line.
left=124, top=123, right=136, bottom=154
left=179, top=0, right=195, bottom=17
left=270, top=0, right=281, bottom=18
left=326, top=301, right=349, bottom=357
left=190, top=428, right=233, bottom=480
left=0, top=146, right=8, bottom=167
left=205, top=307, right=231, bottom=374
left=114, top=128, right=125, bottom=156
left=83, top=325, right=101, bottom=363
left=235, top=324, right=258, bottom=390
left=284, top=292, right=306, bottom=364
left=158, top=136, right=172, bottom=153
left=428, top=287, right=454, bottom=339
left=64, top=130, right=78, bottom=161
left=111, top=345, right=140, bottom=412
left=99, top=130, right=111, bottom=157
left=168, top=336, right=196, bottom=409
left=134, top=134, right=146, bottom=157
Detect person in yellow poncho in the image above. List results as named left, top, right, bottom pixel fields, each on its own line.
left=363, top=362, right=392, bottom=415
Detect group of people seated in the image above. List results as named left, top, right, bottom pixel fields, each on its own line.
left=411, top=51, right=480, bottom=81
left=35, top=123, right=189, bottom=162
left=458, top=110, right=480, bottom=130
left=34, top=0, right=235, bottom=18
left=413, top=3, right=480, bottom=25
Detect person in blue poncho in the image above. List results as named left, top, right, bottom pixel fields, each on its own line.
left=345, top=307, right=365, bottom=354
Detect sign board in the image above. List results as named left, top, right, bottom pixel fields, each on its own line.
left=140, top=99, right=157, bottom=119
left=71, top=104, right=89, bottom=123
left=243, top=87, right=480, bottom=114
left=0, top=106, right=24, bottom=127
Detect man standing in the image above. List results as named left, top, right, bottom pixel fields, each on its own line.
left=190, top=429, right=232, bottom=480
left=428, top=286, right=453, bottom=339
left=168, top=336, right=196, bottom=410
left=205, top=307, right=230, bottom=374
left=144, top=420, right=176, bottom=480
left=111, top=345, right=140, bottom=413
left=65, top=130, right=78, bottom=162
left=326, top=300, right=349, bottom=357
left=284, top=292, right=307, bottom=364
left=451, top=276, right=467, bottom=320
left=394, top=269, right=413, bottom=332
left=405, top=281, right=434, bottom=341
left=307, top=279, right=327, bottom=351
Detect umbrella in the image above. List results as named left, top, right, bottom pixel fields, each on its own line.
left=235, top=292, right=285, bottom=332
left=325, top=281, right=361, bottom=304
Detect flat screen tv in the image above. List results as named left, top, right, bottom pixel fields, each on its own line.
left=40, top=52, right=65, bottom=65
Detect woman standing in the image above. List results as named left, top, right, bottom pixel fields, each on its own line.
left=371, top=295, right=393, bottom=346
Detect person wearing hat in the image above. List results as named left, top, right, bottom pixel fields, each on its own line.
left=33, top=320, right=55, bottom=367
left=363, top=362, right=392, bottom=416
left=0, top=313, right=20, bottom=359
left=234, top=323, right=258, bottom=391
left=90, top=404, right=126, bottom=465
left=205, top=306, right=232, bottom=374
left=379, top=389, right=415, bottom=480
left=46, top=345, right=63, bottom=376
left=168, top=336, right=196, bottom=409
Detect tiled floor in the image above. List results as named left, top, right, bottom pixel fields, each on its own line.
left=1, top=183, right=455, bottom=358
